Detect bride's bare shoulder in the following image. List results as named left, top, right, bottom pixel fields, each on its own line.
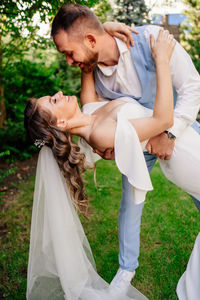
left=88, top=116, right=116, bottom=152
left=84, top=100, right=127, bottom=152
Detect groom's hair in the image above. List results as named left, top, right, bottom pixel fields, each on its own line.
left=51, top=4, right=104, bottom=38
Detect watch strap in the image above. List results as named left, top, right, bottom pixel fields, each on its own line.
left=164, top=130, right=176, bottom=140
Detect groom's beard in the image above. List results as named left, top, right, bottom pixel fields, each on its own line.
left=81, top=48, right=99, bottom=73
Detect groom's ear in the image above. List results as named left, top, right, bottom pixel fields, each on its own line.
left=84, top=34, right=96, bottom=49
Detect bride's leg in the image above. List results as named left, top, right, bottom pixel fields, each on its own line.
left=118, top=153, right=157, bottom=272
left=159, top=121, right=200, bottom=208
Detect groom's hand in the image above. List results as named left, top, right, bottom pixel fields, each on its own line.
left=93, top=148, right=115, bottom=160
left=146, top=132, right=175, bottom=160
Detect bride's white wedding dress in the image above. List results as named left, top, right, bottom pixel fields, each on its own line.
left=27, top=98, right=200, bottom=299
left=79, top=98, right=200, bottom=204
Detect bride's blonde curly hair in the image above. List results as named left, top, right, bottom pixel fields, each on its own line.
left=24, top=98, right=89, bottom=218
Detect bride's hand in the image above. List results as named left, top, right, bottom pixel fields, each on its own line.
left=93, top=148, right=115, bottom=160
left=102, top=21, right=138, bottom=49
left=150, top=28, right=176, bottom=64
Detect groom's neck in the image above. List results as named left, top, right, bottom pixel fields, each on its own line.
left=97, top=33, right=120, bottom=66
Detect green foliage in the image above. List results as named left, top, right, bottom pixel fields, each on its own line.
left=0, top=53, right=81, bottom=159
left=0, top=0, right=100, bottom=126
left=0, top=0, right=99, bottom=38
left=0, top=0, right=100, bottom=85
left=94, top=0, right=112, bottom=23
left=180, top=0, right=200, bottom=73
left=114, top=0, right=151, bottom=26
left=0, top=150, right=10, bottom=158
left=0, top=165, right=17, bottom=183
left=1, top=0, right=100, bottom=59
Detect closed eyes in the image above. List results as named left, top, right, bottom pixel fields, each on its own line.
left=49, top=97, right=57, bottom=104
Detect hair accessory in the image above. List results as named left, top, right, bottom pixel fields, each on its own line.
left=34, top=139, right=46, bottom=148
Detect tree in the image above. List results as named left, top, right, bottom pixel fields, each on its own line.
left=114, top=0, right=151, bottom=26
left=180, top=0, right=200, bottom=73
left=0, top=0, right=98, bottom=127
left=94, top=0, right=112, bottom=23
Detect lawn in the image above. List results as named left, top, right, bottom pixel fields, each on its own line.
left=0, top=159, right=199, bottom=299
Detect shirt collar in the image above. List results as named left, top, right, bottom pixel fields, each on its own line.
left=115, top=37, right=129, bottom=55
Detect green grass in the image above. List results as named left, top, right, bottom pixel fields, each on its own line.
left=0, top=160, right=200, bottom=299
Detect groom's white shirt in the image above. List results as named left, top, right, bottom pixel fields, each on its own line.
left=97, top=25, right=200, bottom=138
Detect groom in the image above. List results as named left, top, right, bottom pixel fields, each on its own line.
left=51, top=4, right=200, bottom=289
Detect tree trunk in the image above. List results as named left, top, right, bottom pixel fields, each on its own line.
left=0, top=83, right=5, bottom=128
left=0, top=33, right=6, bottom=128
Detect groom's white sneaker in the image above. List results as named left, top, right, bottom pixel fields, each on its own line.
left=110, top=268, right=135, bottom=290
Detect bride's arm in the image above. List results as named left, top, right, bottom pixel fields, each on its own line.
left=129, top=29, right=176, bottom=142
left=80, top=71, right=98, bottom=106
left=102, top=22, right=138, bottom=49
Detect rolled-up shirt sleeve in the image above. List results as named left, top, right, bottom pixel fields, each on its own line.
left=145, top=25, right=200, bottom=137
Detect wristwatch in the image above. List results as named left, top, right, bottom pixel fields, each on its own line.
left=164, top=130, right=176, bottom=140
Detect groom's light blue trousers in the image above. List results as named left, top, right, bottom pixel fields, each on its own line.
left=118, top=122, right=200, bottom=272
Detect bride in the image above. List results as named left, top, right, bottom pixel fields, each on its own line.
left=24, top=30, right=199, bottom=299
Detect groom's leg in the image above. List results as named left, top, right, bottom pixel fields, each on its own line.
left=159, top=120, right=200, bottom=212
left=118, top=152, right=157, bottom=272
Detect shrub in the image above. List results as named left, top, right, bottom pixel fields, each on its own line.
left=0, top=55, right=81, bottom=160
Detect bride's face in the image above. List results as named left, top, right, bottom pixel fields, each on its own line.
left=37, top=91, right=78, bottom=127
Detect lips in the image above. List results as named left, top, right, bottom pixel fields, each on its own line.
left=65, top=95, right=76, bottom=102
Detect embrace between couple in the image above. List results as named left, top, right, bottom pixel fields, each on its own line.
left=24, top=4, right=200, bottom=300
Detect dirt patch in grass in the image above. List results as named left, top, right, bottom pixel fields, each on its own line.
left=0, top=154, right=38, bottom=209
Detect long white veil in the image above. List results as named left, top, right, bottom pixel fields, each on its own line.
left=26, top=146, right=148, bottom=300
